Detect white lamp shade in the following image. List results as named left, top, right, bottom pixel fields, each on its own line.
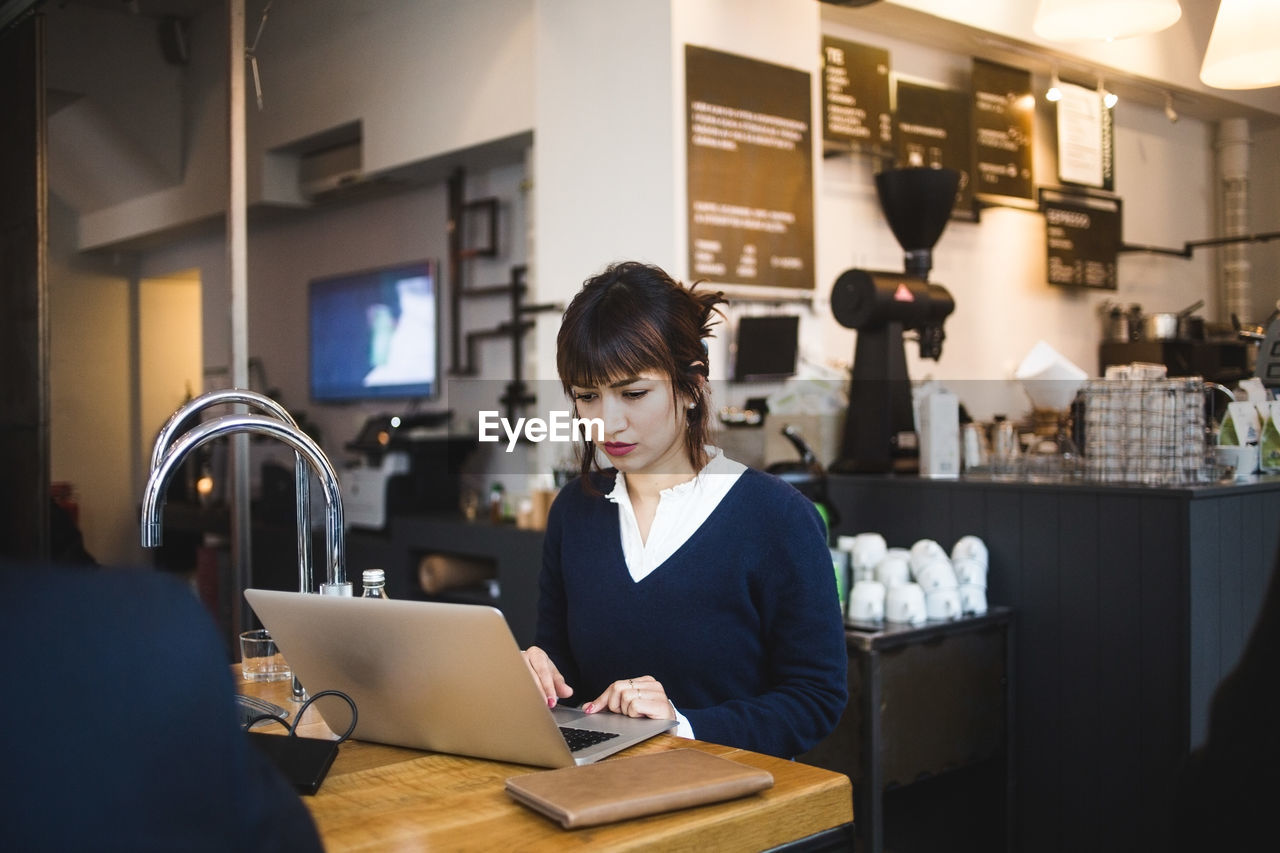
left=1033, top=0, right=1182, bottom=42
left=1200, top=0, right=1280, bottom=90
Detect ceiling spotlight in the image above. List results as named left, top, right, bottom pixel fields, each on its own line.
left=1046, top=70, right=1063, bottom=102
left=1164, top=92, right=1179, bottom=123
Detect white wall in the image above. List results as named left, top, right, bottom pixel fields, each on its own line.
left=47, top=198, right=137, bottom=565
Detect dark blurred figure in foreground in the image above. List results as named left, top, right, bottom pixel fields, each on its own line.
left=1175, top=536, right=1280, bottom=851
left=0, top=565, right=322, bottom=852
left=49, top=496, right=97, bottom=566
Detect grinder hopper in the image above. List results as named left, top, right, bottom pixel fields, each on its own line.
left=830, top=167, right=960, bottom=473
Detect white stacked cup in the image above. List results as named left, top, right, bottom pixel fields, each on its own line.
left=840, top=533, right=887, bottom=585
left=847, top=579, right=886, bottom=623
left=841, top=533, right=890, bottom=624
left=910, top=539, right=960, bottom=621
left=885, top=582, right=928, bottom=625
left=951, top=535, right=989, bottom=615
left=875, top=550, right=912, bottom=589
left=908, top=539, right=948, bottom=573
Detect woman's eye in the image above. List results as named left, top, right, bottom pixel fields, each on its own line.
left=623, top=390, right=648, bottom=400
left=572, top=392, right=597, bottom=403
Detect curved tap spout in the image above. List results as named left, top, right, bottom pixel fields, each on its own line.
left=150, top=389, right=314, bottom=594
left=142, top=413, right=350, bottom=596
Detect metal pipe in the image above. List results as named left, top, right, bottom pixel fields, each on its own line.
left=228, top=0, right=253, bottom=634
left=141, top=413, right=349, bottom=596
left=1217, top=118, right=1252, bottom=326
left=149, top=388, right=313, bottom=595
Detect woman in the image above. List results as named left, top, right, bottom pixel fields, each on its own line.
left=523, top=261, right=847, bottom=759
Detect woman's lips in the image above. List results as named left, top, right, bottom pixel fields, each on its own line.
left=604, top=442, right=637, bottom=457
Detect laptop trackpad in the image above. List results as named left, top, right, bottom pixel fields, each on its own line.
left=552, top=704, right=675, bottom=735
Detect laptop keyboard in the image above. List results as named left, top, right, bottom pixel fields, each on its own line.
left=559, top=726, right=620, bottom=753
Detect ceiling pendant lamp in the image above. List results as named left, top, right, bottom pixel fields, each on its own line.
left=1200, top=0, right=1280, bottom=90
left=1033, top=0, right=1182, bottom=42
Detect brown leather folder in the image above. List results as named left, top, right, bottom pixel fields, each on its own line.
left=504, top=748, right=775, bottom=829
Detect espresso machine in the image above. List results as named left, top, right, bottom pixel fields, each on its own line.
left=830, top=167, right=958, bottom=473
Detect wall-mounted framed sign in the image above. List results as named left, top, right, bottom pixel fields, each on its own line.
left=1039, top=187, right=1122, bottom=289
left=821, top=36, right=891, bottom=155
left=971, top=58, right=1036, bottom=207
left=1054, top=80, right=1115, bottom=191
left=894, top=79, right=976, bottom=221
left=686, top=44, right=814, bottom=292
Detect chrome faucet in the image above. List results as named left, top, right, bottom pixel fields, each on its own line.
left=149, top=389, right=315, bottom=595
left=142, top=413, right=351, bottom=597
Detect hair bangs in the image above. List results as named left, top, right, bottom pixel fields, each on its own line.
left=558, top=294, right=675, bottom=391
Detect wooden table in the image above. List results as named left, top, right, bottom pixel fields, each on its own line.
left=239, top=674, right=854, bottom=851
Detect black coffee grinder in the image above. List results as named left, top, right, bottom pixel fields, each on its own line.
left=830, top=167, right=959, bottom=473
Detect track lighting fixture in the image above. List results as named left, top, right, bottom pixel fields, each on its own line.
left=1098, top=78, right=1118, bottom=109
left=1046, top=69, right=1063, bottom=102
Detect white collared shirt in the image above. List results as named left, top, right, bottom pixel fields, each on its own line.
left=606, top=447, right=747, bottom=583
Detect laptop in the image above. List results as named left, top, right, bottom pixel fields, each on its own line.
left=243, top=589, right=676, bottom=767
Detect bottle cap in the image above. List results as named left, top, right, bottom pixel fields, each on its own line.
left=362, top=568, right=386, bottom=585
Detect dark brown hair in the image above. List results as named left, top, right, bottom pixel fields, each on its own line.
left=556, top=261, right=725, bottom=485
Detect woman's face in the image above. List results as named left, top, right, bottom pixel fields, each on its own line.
left=570, top=369, right=693, bottom=478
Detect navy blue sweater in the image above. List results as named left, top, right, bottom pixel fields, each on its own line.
left=535, top=468, right=848, bottom=758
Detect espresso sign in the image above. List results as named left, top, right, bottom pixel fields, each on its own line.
left=894, top=81, right=976, bottom=220
left=1040, top=188, right=1121, bottom=289
left=821, top=36, right=891, bottom=152
left=971, top=58, right=1035, bottom=203
left=686, top=44, right=814, bottom=290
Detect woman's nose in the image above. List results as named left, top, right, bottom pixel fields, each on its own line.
left=600, top=396, right=627, bottom=434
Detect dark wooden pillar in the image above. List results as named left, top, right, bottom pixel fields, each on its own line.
left=0, top=10, right=49, bottom=562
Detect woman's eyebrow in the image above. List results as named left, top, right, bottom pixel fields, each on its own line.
left=608, top=375, right=643, bottom=388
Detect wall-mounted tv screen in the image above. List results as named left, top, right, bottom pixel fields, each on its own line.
left=732, top=314, right=799, bottom=381
left=308, top=260, right=439, bottom=402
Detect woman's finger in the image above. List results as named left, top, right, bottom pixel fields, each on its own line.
left=522, top=646, right=573, bottom=707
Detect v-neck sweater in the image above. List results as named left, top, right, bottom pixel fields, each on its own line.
left=534, top=467, right=848, bottom=758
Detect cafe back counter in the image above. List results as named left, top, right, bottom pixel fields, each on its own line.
left=825, top=473, right=1280, bottom=853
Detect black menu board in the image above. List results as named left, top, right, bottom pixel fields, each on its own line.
left=971, top=58, right=1035, bottom=204
left=894, top=80, right=976, bottom=221
left=1039, top=188, right=1121, bottom=289
left=686, top=44, right=814, bottom=291
left=821, top=36, right=891, bottom=153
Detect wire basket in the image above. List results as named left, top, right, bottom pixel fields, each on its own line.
left=1080, top=377, right=1212, bottom=485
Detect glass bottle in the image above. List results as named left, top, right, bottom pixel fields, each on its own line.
left=361, top=568, right=389, bottom=599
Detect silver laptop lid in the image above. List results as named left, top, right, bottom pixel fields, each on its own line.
left=243, top=589, right=672, bottom=767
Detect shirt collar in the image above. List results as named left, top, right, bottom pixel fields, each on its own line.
left=605, top=446, right=728, bottom=504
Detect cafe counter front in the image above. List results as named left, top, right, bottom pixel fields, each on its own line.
left=826, top=473, right=1280, bottom=853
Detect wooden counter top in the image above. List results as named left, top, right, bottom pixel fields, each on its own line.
left=239, top=674, right=853, bottom=851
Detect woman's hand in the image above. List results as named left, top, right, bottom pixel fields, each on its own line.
left=585, top=675, right=677, bottom=721
left=522, top=645, right=573, bottom=708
